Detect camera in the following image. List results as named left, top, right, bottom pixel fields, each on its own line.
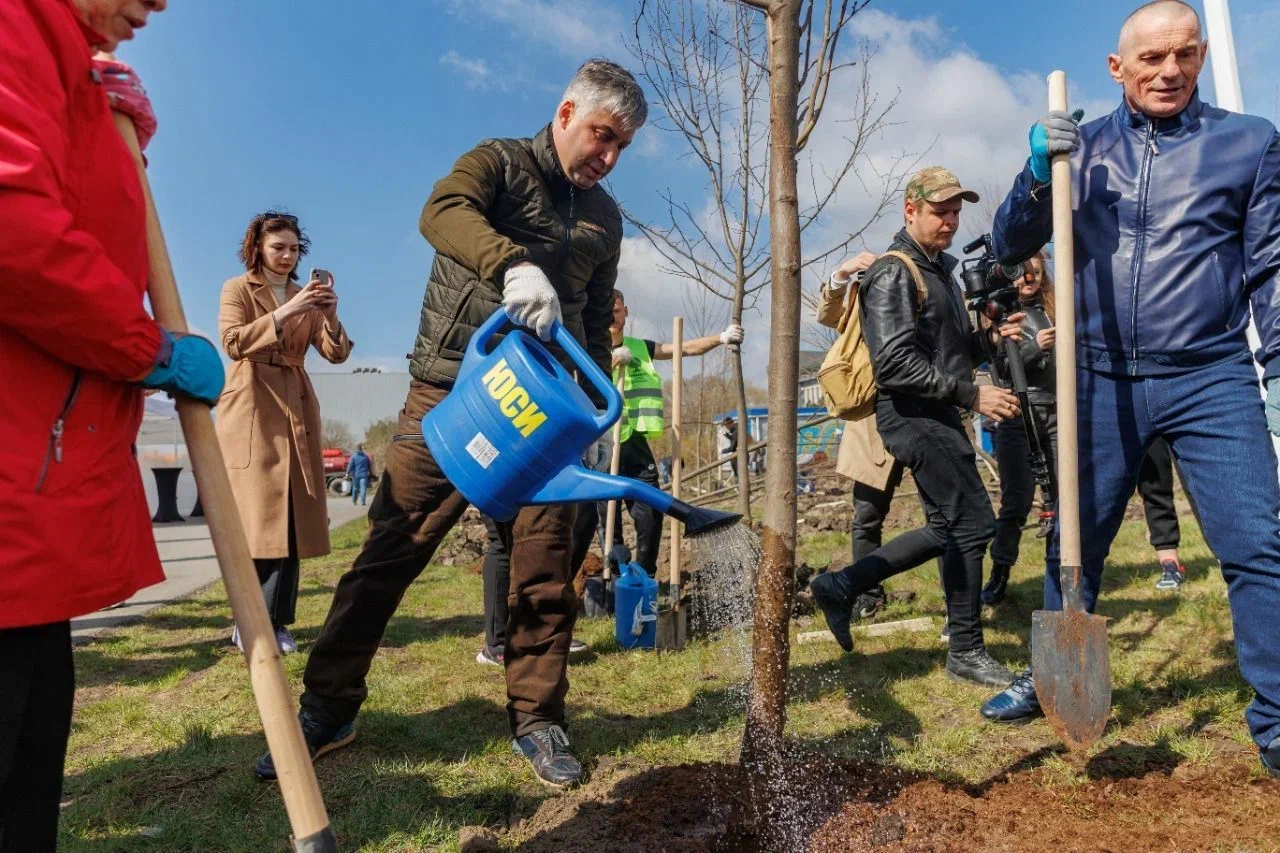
left=960, top=234, right=1025, bottom=324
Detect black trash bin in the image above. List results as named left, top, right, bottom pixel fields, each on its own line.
left=151, top=466, right=184, bottom=523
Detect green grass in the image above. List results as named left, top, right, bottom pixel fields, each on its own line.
left=61, top=510, right=1251, bottom=851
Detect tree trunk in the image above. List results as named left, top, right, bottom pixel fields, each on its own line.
left=731, top=282, right=751, bottom=520
left=741, top=0, right=801, bottom=803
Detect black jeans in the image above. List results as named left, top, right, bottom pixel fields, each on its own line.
left=838, top=396, right=996, bottom=652
left=850, top=458, right=944, bottom=584
left=481, top=514, right=509, bottom=651
left=254, top=499, right=299, bottom=628
left=570, top=434, right=664, bottom=576
left=0, top=621, right=74, bottom=853
left=990, top=401, right=1058, bottom=568
left=1138, top=436, right=1181, bottom=550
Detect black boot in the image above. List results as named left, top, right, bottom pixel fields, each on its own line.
left=947, top=647, right=1016, bottom=687
left=981, top=564, right=1011, bottom=605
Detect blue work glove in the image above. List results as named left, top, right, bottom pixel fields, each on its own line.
left=139, top=328, right=225, bottom=405
left=1266, top=378, right=1280, bottom=437
left=1028, top=109, right=1084, bottom=183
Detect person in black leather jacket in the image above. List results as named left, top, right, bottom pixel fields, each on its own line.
left=811, top=166, right=1024, bottom=688
left=980, top=2, right=1280, bottom=780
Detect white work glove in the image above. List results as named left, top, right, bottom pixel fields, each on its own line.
left=612, top=345, right=634, bottom=367
left=719, top=323, right=744, bottom=346
left=503, top=263, right=561, bottom=341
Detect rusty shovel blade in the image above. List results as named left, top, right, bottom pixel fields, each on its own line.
left=1031, top=607, right=1111, bottom=751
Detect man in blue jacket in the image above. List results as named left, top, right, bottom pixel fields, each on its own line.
left=345, top=444, right=372, bottom=506
left=979, top=0, right=1280, bottom=777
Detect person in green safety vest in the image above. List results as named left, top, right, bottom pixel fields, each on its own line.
left=570, top=289, right=744, bottom=577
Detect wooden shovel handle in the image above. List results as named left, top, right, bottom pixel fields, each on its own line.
left=602, top=375, right=626, bottom=580
left=112, top=113, right=338, bottom=851
left=1048, top=71, right=1083, bottom=582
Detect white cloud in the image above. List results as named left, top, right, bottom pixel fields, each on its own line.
left=613, top=8, right=1118, bottom=385
left=440, top=51, right=494, bottom=90
left=447, top=0, right=627, bottom=57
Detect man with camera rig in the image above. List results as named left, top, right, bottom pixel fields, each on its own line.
left=811, top=166, right=1024, bottom=687
left=979, top=1, right=1280, bottom=779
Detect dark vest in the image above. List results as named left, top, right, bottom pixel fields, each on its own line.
left=410, top=125, right=622, bottom=388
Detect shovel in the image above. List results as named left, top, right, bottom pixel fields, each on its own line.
left=1029, top=70, right=1111, bottom=752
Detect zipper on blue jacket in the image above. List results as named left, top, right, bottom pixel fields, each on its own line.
left=1129, top=119, right=1158, bottom=369
left=35, top=369, right=83, bottom=492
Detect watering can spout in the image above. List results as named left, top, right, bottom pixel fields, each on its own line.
left=664, top=499, right=742, bottom=536
left=527, top=466, right=741, bottom=534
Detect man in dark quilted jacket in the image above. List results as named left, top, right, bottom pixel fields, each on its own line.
left=255, top=59, right=647, bottom=790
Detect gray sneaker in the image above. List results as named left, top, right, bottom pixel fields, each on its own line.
left=513, top=725, right=582, bottom=789
left=1154, top=560, right=1186, bottom=591
left=275, top=627, right=298, bottom=655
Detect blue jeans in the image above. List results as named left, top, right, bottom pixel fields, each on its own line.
left=352, top=476, right=369, bottom=505
left=1045, top=354, right=1280, bottom=747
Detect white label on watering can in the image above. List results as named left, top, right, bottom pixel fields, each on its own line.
left=465, top=432, right=500, bottom=469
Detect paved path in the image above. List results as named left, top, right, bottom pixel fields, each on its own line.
left=71, top=498, right=370, bottom=642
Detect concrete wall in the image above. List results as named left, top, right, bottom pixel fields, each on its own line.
left=308, top=371, right=411, bottom=441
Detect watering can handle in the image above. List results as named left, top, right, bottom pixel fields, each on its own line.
left=463, top=308, right=622, bottom=433
left=550, top=320, right=622, bottom=433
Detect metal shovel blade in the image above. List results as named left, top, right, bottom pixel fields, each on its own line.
left=1031, top=607, right=1111, bottom=751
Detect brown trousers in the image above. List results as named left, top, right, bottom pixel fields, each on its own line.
left=301, top=381, right=578, bottom=737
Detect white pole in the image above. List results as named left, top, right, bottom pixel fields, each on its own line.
left=1202, top=0, right=1280, bottom=469
left=1203, top=0, right=1244, bottom=112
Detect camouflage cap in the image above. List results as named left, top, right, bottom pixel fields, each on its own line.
left=904, top=166, right=980, bottom=205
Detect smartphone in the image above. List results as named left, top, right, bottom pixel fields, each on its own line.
left=308, top=268, right=333, bottom=289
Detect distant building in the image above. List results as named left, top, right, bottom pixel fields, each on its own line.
left=798, top=349, right=826, bottom=408
left=711, top=406, right=840, bottom=456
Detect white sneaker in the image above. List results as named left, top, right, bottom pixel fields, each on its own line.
left=568, top=639, right=590, bottom=655
left=230, top=626, right=243, bottom=652
left=275, top=627, right=298, bottom=655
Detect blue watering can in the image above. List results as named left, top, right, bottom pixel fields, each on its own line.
left=422, top=308, right=740, bottom=535
left=614, top=562, right=658, bottom=650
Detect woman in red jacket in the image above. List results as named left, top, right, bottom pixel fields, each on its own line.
left=0, top=2, right=224, bottom=848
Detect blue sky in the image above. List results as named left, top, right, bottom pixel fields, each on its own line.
left=120, top=0, right=1280, bottom=380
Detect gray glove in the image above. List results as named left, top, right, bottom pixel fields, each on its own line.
left=1029, top=109, right=1082, bottom=182
left=607, top=543, right=632, bottom=571
left=612, top=345, right=633, bottom=367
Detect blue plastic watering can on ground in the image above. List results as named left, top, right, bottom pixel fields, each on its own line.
left=614, top=562, right=658, bottom=650
left=422, top=308, right=739, bottom=534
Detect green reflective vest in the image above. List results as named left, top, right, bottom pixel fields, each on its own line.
left=615, top=337, right=664, bottom=443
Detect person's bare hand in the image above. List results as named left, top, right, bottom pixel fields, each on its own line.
left=312, top=273, right=339, bottom=322
left=993, top=311, right=1026, bottom=341
left=975, top=385, right=1021, bottom=423
left=277, top=275, right=336, bottom=322
left=832, top=251, right=878, bottom=284
left=1036, top=327, right=1055, bottom=351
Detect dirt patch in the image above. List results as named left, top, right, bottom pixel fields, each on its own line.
left=506, top=753, right=1280, bottom=852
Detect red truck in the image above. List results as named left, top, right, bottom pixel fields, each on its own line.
left=322, top=448, right=351, bottom=495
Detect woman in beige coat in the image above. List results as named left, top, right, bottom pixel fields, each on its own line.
left=216, top=211, right=353, bottom=652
